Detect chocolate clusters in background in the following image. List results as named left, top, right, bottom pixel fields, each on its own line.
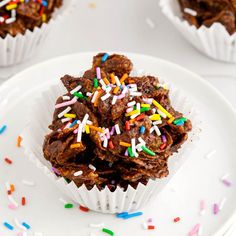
left=0, top=0, right=62, bottom=38
left=179, top=0, right=236, bottom=35
left=43, top=53, right=192, bottom=191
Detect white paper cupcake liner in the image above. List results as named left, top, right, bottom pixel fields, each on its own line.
left=21, top=76, right=201, bottom=214
left=0, top=0, right=76, bottom=67
left=159, top=0, right=236, bottom=63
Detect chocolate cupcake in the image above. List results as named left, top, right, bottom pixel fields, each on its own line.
left=0, top=0, right=74, bottom=66
left=160, top=0, right=236, bottom=63
left=22, top=53, right=199, bottom=213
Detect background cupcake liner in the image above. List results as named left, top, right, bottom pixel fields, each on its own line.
left=22, top=76, right=201, bottom=214
left=159, top=0, right=236, bottom=63
left=0, top=0, right=76, bottom=67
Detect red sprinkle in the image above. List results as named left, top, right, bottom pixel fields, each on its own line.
left=108, top=140, right=114, bottom=149
left=174, top=217, right=180, bottom=223
left=39, top=6, right=45, bottom=16
left=160, top=143, right=167, bottom=150
left=22, top=197, right=26, bottom=206
left=125, top=121, right=130, bottom=131
left=4, top=158, right=12, bottom=165
left=79, top=205, right=89, bottom=212
left=148, top=225, right=155, bottom=230
left=7, top=190, right=11, bottom=195
left=135, top=113, right=145, bottom=121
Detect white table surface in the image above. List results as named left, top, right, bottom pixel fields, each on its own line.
left=0, top=0, right=235, bottom=235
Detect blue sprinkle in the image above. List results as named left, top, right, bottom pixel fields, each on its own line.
left=69, top=119, right=78, bottom=128
left=139, top=126, right=145, bottom=134
left=22, top=222, right=30, bottom=230
left=122, top=212, right=143, bottom=219
left=3, top=222, right=14, bottom=230
left=101, top=53, right=109, bottom=62
left=175, top=121, right=185, bottom=126
left=42, top=0, right=48, bottom=7
left=116, top=212, right=129, bottom=218
left=0, top=125, right=7, bottom=135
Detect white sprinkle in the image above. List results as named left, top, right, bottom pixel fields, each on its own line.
left=142, top=222, right=148, bottom=230
left=115, top=124, right=121, bottom=135
left=59, top=198, right=67, bottom=204
left=8, top=195, right=18, bottom=207
left=184, top=8, right=197, bottom=16
left=74, top=170, right=83, bottom=176
left=150, top=126, right=155, bottom=134
left=62, top=95, right=70, bottom=101
left=198, top=225, right=203, bottom=236
left=126, top=107, right=133, bottom=113
left=58, top=106, right=71, bottom=118
left=130, top=113, right=139, bottom=119
left=86, top=92, right=93, bottom=97
left=219, top=197, right=227, bottom=210
left=5, top=17, right=16, bottom=24
left=14, top=218, right=26, bottom=230
left=152, top=108, right=157, bottom=114
left=82, top=114, right=89, bottom=126
left=89, top=164, right=96, bottom=171
left=200, top=210, right=206, bottom=216
left=0, top=0, right=11, bottom=8
left=89, top=223, right=105, bottom=228
left=91, top=91, right=99, bottom=103
left=77, top=124, right=83, bottom=142
left=136, top=144, right=143, bottom=152
left=11, top=9, right=16, bottom=18
left=145, top=17, right=155, bottom=29
left=70, top=85, right=82, bottom=94
left=64, top=122, right=72, bottom=130
left=205, top=150, right=216, bottom=159
left=122, top=86, right=128, bottom=94
left=112, top=95, right=117, bottom=105
left=86, top=120, right=93, bottom=125
left=157, top=109, right=167, bottom=118
left=142, top=98, right=153, bottom=104
left=129, top=84, right=137, bottom=88
left=101, top=93, right=111, bottom=101
left=114, top=76, right=121, bottom=86
left=127, top=101, right=136, bottom=107
left=61, top=117, right=71, bottom=123
left=128, top=87, right=138, bottom=92
left=153, top=125, right=161, bottom=136
left=103, top=137, right=108, bottom=148
left=136, top=103, right=141, bottom=112
left=99, top=79, right=106, bottom=88
left=153, top=120, right=162, bottom=125
left=131, top=138, right=138, bottom=157
left=130, top=91, right=142, bottom=97
left=138, top=137, right=146, bottom=145
left=105, top=86, right=112, bottom=93
left=22, top=180, right=35, bottom=186
left=0, top=16, right=4, bottom=23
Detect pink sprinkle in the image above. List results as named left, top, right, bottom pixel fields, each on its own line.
left=8, top=203, right=17, bottom=210
left=73, top=129, right=78, bottom=134
left=117, top=93, right=125, bottom=99
left=188, top=224, right=200, bottom=236
left=110, top=126, right=115, bottom=135
left=52, top=167, right=60, bottom=175
left=55, top=97, right=77, bottom=109
left=124, top=149, right=128, bottom=156
left=222, top=179, right=232, bottom=187
left=147, top=218, right=153, bottom=223
left=213, top=203, right=219, bottom=215
left=126, top=107, right=133, bottom=113
left=105, top=128, right=110, bottom=139
left=96, top=67, right=101, bottom=79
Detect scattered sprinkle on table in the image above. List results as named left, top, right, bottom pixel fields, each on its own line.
left=17, top=135, right=22, bottom=147
left=0, top=124, right=7, bottom=134
left=21, top=197, right=26, bottom=206
left=4, top=221, right=14, bottom=230
left=79, top=205, right=89, bottom=212
left=102, top=228, right=114, bottom=236
left=64, top=203, right=73, bottom=209
left=174, top=217, right=181, bottom=223
left=117, top=211, right=143, bottom=219
left=90, top=223, right=105, bottom=228
left=4, top=157, right=12, bottom=164
left=22, top=222, right=31, bottom=230
left=205, top=150, right=216, bottom=159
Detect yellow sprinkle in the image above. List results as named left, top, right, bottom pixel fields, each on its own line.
left=70, top=143, right=82, bottom=149
left=64, top=113, right=76, bottom=118
left=167, top=117, right=175, bottom=124
left=6, top=4, right=17, bottom=10
left=42, top=14, right=47, bottom=23
left=120, top=73, right=128, bottom=83
left=113, top=86, right=120, bottom=94
left=119, top=141, right=131, bottom=147
left=149, top=114, right=161, bottom=121
left=125, top=110, right=139, bottom=117
left=88, top=125, right=103, bottom=133
left=152, top=100, right=173, bottom=118
left=103, top=77, right=110, bottom=85
left=110, top=73, right=116, bottom=84
left=20, top=0, right=24, bottom=2
left=85, top=125, right=90, bottom=134
left=141, top=103, right=150, bottom=108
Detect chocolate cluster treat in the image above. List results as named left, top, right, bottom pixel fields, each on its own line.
left=0, top=0, right=62, bottom=38
left=43, top=53, right=192, bottom=191
left=178, top=0, right=236, bottom=34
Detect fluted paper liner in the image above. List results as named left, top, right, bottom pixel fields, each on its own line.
left=22, top=77, right=200, bottom=214
left=159, top=0, right=236, bottom=63
left=0, top=0, right=76, bottom=67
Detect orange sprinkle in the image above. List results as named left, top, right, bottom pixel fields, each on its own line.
left=119, top=141, right=131, bottom=147
left=125, top=121, right=130, bottom=131
left=88, top=125, right=103, bottom=133
left=70, top=143, right=82, bottom=149
left=135, top=113, right=145, bottom=121
left=113, top=86, right=120, bottom=94
left=94, top=91, right=102, bottom=107
left=103, top=77, right=110, bottom=85
left=128, top=78, right=135, bottom=84
left=108, top=140, right=114, bottom=149
left=17, top=136, right=22, bottom=147
left=10, top=184, right=15, bottom=192
left=120, top=73, right=128, bottom=83
left=167, top=117, right=175, bottom=124
left=22, top=197, right=26, bottom=206
left=110, top=73, right=116, bottom=84
left=129, top=118, right=135, bottom=123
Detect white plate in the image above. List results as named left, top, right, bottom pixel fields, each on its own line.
left=0, top=52, right=236, bottom=236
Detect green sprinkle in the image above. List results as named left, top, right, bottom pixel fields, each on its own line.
left=173, top=117, right=187, bottom=125
left=127, top=147, right=134, bottom=157
left=140, top=107, right=150, bottom=113
left=102, top=228, right=114, bottom=236
left=141, top=146, right=155, bottom=156
left=73, top=92, right=84, bottom=98
left=94, top=78, right=99, bottom=88
left=64, top=203, right=73, bottom=209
